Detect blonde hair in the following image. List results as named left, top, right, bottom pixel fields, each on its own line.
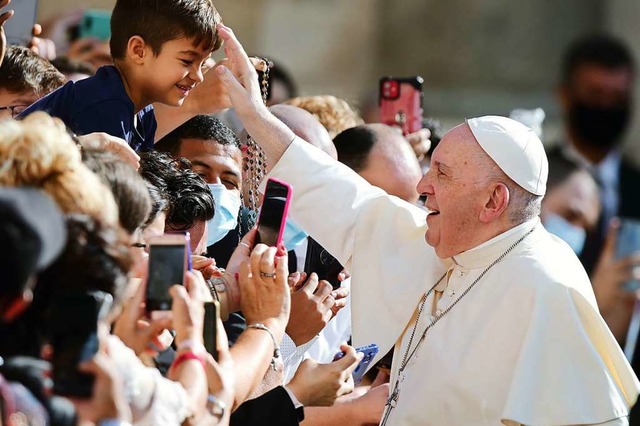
left=0, top=112, right=119, bottom=225
left=285, top=95, right=364, bottom=139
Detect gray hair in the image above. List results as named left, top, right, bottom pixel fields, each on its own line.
left=476, top=150, right=542, bottom=225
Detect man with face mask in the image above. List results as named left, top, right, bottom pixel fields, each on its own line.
left=553, top=34, right=640, bottom=275
left=155, top=115, right=249, bottom=268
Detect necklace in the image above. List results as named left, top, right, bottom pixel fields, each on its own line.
left=243, top=58, right=272, bottom=213
left=380, top=226, right=536, bottom=425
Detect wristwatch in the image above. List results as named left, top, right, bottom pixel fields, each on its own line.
left=206, top=277, right=227, bottom=302
left=206, top=394, right=227, bottom=419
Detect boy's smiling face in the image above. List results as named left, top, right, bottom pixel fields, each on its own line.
left=141, top=37, right=213, bottom=107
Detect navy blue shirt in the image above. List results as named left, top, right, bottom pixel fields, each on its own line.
left=19, top=66, right=156, bottom=151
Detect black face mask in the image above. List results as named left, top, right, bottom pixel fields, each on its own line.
left=568, top=101, right=631, bottom=150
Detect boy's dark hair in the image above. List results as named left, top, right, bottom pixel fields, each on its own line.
left=562, top=34, right=635, bottom=85
left=82, top=149, right=152, bottom=235
left=110, top=0, right=223, bottom=60
left=139, top=150, right=214, bottom=230
left=0, top=46, right=66, bottom=96
left=333, top=125, right=378, bottom=173
left=155, top=114, right=241, bottom=155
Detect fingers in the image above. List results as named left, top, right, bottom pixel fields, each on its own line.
left=332, top=286, right=350, bottom=300
left=0, top=10, right=12, bottom=26
left=314, top=280, right=333, bottom=300
left=301, top=273, right=320, bottom=295
left=338, top=269, right=350, bottom=282
left=217, top=24, right=253, bottom=73
left=602, top=217, right=621, bottom=258
left=406, top=129, right=432, bottom=159
left=169, top=284, right=190, bottom=311
left=32, top=23, right=42, bottom=37
left=249, top=244, right=273, bottom=277
left=275, top=248, right=289, bottom=284
left=192, top=255, right=215, bottom=270
left=185, top=270, right=206, bottom=303
left=240, top=227, right=258, bottom=252
left=335, top=344, right=363, bottom=376
left=107, top=136, right=140, bottom=169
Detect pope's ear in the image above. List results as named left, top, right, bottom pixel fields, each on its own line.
left=479, top=183, right=510, bottom=223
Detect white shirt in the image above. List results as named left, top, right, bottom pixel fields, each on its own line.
left=265, top=138, right=640, bottom=425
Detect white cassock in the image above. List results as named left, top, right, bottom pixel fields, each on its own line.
left=264, top=138, right=640, bottom=425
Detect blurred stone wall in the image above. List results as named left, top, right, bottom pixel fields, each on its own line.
left=43, top=0, right=640, bottom=157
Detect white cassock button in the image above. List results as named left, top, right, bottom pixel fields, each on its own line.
left=447, top=289, right=454, bottom=297
left=435, top=309, right=442, bottom=316
left=458, top=270, right=464, bottom=277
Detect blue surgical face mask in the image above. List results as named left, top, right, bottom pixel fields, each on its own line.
left=543, top=213, right=586, bottom=255
left=207, top=184, right=241, bottom=246
left=283, top=219, right=309, bottom=249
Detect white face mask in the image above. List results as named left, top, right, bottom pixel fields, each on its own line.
left=206, top=184, right=241, bottom=246
left=543, top=213, right=587, bottom=255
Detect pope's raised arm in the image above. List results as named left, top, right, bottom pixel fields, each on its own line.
left=215, top=24, right=447, bottom=359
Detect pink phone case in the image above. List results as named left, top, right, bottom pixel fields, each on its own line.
left=379, top=76, right=424, bottom=135
left=260, top=177, right=293, bottom=248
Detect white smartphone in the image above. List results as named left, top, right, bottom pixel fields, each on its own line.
left=3, top=0, right=38, bottom=46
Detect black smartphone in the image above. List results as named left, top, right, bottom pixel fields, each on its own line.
left=146, top=233, right=191, bottom=313
left=256, top=178, right=292, bottom=247
left=2, top=0, right=38, bottom=46
left=203, top=301, right=219, bottom=361
left=304, top=237, right=343, bottom=290
left=50, top=291, right=113, bottom=398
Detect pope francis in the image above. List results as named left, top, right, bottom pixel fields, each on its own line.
left=215, top=25, right=640, bottom=425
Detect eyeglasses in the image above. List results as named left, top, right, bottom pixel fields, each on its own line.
left=0, top=105, right=30, bottom=118
left=131, top=242, right=150, bottom=254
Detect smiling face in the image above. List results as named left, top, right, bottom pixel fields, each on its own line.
left=138, top=37, right=212, bottom=107
left=416, top=124, right=505, bottom=258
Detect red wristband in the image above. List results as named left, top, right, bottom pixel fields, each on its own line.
left=171, top=351, right=206, bottom=371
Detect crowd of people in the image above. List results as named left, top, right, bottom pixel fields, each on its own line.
left=2, top=0, right=640, bottom=425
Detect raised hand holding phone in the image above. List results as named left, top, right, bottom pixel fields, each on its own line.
left=146, top=233, right=192, bottom=314
left=379, top=76, right=424, bottom=136
left=256, top=178, right=292, bottom=247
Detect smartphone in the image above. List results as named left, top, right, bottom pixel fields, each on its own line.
left=256, top=178, right=292, bottom=247
left=78, top=9, right=111, bottom=41
left=2, top=0, right=38, bottom=46
left=379, top=76, right=424, bottom=136
left=50, top=291, right=113, bottom=398
left=203, top=301, right=219, bottom=361
left=146, top=233, right=192, bottom=312
left=334, top=344, right=380, bottom=385
left=304, top=237, right=343, bottom=290
left=616, top=218, right=640, bottom=292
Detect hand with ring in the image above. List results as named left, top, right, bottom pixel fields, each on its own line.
left=238, top=243, right=291, bottom=342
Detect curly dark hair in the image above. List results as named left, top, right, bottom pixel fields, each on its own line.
left=139, top=150, right=214, bottom=230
